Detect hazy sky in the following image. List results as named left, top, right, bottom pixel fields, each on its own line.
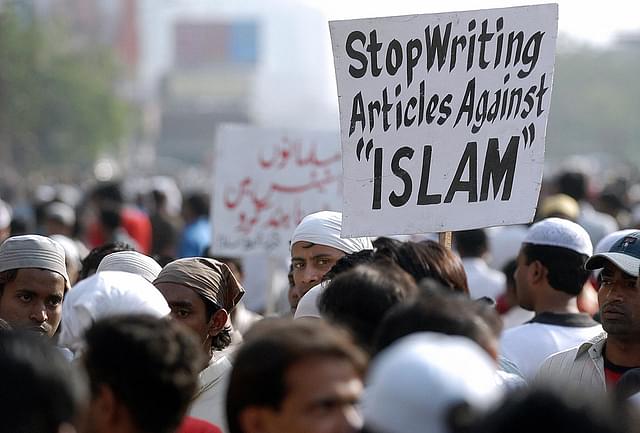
left=301, top=0, right=640, bottom=45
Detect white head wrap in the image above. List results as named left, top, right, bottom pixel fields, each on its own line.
left=97, top=251, right=162, bottom=283
left=290, top=211, right=372, bottom=253
left=59, top=271, right=170, bottom=353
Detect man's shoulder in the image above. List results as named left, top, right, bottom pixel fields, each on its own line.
left=536, top=332, right=607, bottom=384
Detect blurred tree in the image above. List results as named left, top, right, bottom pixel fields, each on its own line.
left=0, top=6, right=130, bottom=176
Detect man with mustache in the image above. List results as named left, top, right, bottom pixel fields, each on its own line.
left=537, top=230, right=640, bottom=392
left=0, top=235, right=69, bottom=337
left=500, top=218, right=602, bottom=382
left=289, top=211, right=373, bottom=312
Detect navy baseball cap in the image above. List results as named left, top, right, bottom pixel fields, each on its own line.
left=585, top=231, right=640, bottom=277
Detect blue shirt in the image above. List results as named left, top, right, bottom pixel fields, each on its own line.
left=178, top=217, right=211, bottom=258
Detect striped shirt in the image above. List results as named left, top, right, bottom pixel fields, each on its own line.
left=535, top=331, right=607, bottom=393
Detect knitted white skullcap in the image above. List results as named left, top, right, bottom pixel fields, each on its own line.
left=0, top=234, right=69, bottom=285
left=523, top=217, right=593, bottom=256
left=97, top=251, right=162, bottom=283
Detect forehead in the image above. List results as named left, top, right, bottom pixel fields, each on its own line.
left=154, top=281, right=205, bottom=306
left=284, top=356, right=362, bottom=397
left=291, top=242, right=346, bottom=260
left=8, top=268, right=65, bottom=294
left=601, top=262, right=635, bottom=279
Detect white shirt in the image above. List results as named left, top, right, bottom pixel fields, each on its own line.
left=461, top=258, right=506, bottom=301
left=189, top=355, right=233, bottom=431
left=500, top=312, right=603, bottom=382
left=486, top=225, right=529, bottom=271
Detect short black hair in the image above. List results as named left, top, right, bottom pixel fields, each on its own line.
left=184, top=192, right=210, bottom=217
left=318, top=263, right=418, bottom=352
left=471, top=388, right=633, bottom=433
left=78, top=241, right=135, bottom=281
left=322, top=249, right=375, bottom=281
left=83, top=315, right=204, bottom=433
left=556, top=171, right=587, bottom=202
left=377, top=241, right=469, bottom=295
left=226, top=319, right=367, bottom=433
left=373, top=284, right=500, bottom=357
left=454, top=229, right=489, bottom=258
left=0, top=268, right=18, bottom=295
left=521, top=243, right=590, bottom=296
left=204, top=300, right=232, bottom=351
left=92, top=182, right=124, bottom=204
left=0, top=331, right=88, bottom=433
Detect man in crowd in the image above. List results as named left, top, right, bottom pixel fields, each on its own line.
left=226, top=319, right=367, bottom=433
left=0, top=330, right=88, bottom=433
left=0, top=235, right=69, bottom=337
left=289, top=211, right=372, bottom=311
left=500, top=218, right=602, bottom=381
left=454, top=229, right=506, bottom=301
left=154, top=257, right=245, bottom=428
left=82, top=315, right=204, bottom=433
left=179, top=192, right=211, bottom=258
left=537, top=230, right=640, bottom=391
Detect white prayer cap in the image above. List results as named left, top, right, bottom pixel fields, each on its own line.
left=523, top=217, right=593, bottom=256
left=362, top=332, right=503, bottom=433
left=0, top=234, right=69, bottom=286
left=97, top=251, right=162, bottom=283
left=59, top=271, right=170, bottom=353
left=290, top=211, right=373, bottom=254
left=0, top=199, right=11, bottom=229
left=293, top=283, right=324, bottom=319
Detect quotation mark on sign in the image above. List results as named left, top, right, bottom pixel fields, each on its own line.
left=356, top=137, right=375, bottom=161
left=522, top=123, right=536, bottom=149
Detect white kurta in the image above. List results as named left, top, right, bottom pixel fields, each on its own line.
left=189, top=354, right=233, bottom=432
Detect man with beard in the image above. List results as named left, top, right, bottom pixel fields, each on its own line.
left=154, top=257, right=245, bottom=430
left=537, top=230, right=640, bottom=392
left=0, top=235, right=69, bottom=337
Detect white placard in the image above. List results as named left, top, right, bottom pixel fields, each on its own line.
left=212, top=124, right=342, bottom=256
left=330, top=4, right=558, bottom=237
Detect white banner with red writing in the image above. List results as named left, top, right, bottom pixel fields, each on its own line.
left=330, top=4, right=558, bottom=237
left=211, top=124, right=342, bottom=256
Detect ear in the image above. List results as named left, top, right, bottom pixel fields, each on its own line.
left=207, top=308, right=229, bottom=337
left=88, top=384, right=118, bottom=430
left=530, top=260, right=547, bottom=284
left=239, top=407, right=276, bottom=433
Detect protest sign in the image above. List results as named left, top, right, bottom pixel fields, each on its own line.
left=330, top=4, right=558, bottom=237
left=211, top=124, right=342, bottom=256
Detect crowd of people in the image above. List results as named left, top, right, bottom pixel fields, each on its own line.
left=2, top=167, right=640, bottom=433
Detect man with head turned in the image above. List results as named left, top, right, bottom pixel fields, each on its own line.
left=500, top=218, right=602, bottom=382
left=289, top=211, right=372, bottom=312
left=154, top=257, right=245, bottom=430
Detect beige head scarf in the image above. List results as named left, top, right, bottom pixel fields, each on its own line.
left=153, top=257, right=245, bottom=311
